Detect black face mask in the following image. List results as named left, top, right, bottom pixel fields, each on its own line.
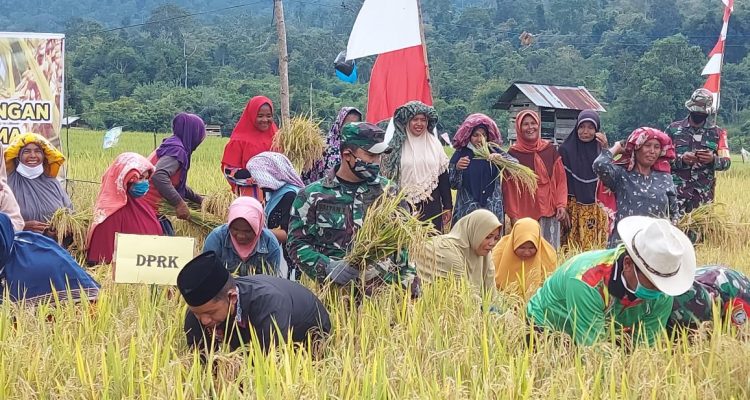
left=690, top=113, right=708, bottom=125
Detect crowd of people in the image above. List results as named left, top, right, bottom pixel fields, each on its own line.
left=0, top=87, right=747, bottom=355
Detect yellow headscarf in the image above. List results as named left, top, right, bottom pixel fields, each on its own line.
left=415, top=209, right=501, bottom=293
left=492, top=218, right=557, bottom=296
left=4, top=133, right=66, bottom=178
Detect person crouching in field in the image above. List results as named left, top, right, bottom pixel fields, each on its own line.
left=143, top=113, right=207, bottom=235
left=245, top=151, right=305, bottom=279
left=4, top=133, right=72, bottom=238
left=668, top=265, right=750, bottom=335
left=86, top=153, right=163, bottom=265
left=527, top=216, right=696, bottom=346
left=414, top=209, right=502, bottom=294
left=0, top=212, right=99, bottom=305
left=492, top=218, right=557, bottom=299
left=287, top=122, right=421, bottom=298
left=179, top=251, right=331, bottom=354
left=203, top=197, right=282, bottom=277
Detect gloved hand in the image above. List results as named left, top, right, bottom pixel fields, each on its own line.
left=325, top=260, right=360, bottom=285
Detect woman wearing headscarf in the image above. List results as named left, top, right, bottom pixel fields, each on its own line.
left=382, top=101, right=452, bottom=232
left=203, top=197, right=282, bottom=277
left=449, top=113, right=518, bottom=227
left=503, top=110, right=568, bottom=249
left=0, top=145, right=23, bottom=232
left=143, top=112, right=206, bottom=235
left=594, top=127, right=678, bottom=247
left=221, top=96, right=278, bottom=199
left=558, top=110, right=609, bottom=249
left=302, top=107, right=362, bottom=184
left=86, top=152, right=163, bottom=266
left=0, top=213, right=99, bottom=306
left=414, top=209, right=502, bottom=294
left=4, top=133, right=72, bottom=235
left=246, top=151, right=305, bottom=279
left=492, top=218, right=557, bottom=298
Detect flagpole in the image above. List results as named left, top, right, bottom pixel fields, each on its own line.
left=416, top=0, right=433, bottom=93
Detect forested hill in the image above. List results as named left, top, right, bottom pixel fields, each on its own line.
left=4, top=0, right=750, bottom=146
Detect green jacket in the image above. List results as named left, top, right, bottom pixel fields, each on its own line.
left=527, top=245, right=673, bottom=345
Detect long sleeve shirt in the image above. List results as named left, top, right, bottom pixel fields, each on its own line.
left=203, top=224, right=282, bottom=277
left=527, top=245, right=673, bottom=346
left=593, top=149, right=678, bottom=247
left=151, top=156, right=203, bottom=206
left=665, top=118, right=731, bottom=214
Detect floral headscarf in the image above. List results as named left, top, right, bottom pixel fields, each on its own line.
left=452, top=113, right=502, bottom=149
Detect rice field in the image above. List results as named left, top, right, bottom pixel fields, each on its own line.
left=2, top=128, right=750, bottom=399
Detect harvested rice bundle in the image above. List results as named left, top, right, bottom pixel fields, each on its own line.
left=48, top=208, right=91, bottom=254
left=345, top=189, right=436, bottom=270
left=201, top=190, right=237, bottom=220
left=272, top=114, right=326, bottom=173
left=677, top=202, right=741, bottom=243
left=159, top=202, right=224, bottom=233
left=473, top=139, right=538, bottom=195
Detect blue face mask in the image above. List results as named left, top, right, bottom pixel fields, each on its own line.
left=626, top=270, right=664, bottom=301
left=129, top=180, right=150, bottom=198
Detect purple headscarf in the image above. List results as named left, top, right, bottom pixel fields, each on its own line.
left=452, top=113, right=502, bottom=149
left=156, top=113, right=206, bottom=196
left=302, top=107, right=362, bottom=183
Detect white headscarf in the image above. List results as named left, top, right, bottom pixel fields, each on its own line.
left=399, top=128, right=449, bottom=204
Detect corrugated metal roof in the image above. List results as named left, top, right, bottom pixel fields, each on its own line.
left=493, top=82, right=606, bottom=112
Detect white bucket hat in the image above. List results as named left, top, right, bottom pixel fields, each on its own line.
left=617, top=216, right=696, bottom=297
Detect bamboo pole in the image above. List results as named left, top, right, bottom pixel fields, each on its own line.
left=416, top=0, right=433, bottom=93
left=274, top=0, right=291, bottom=126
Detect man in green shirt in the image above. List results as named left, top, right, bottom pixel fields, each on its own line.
left=527, top=216, right=696, bottom=345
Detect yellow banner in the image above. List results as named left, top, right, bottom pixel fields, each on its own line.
left=113, top=234, right=196, bottom=286
left=0, top=32, right=64, bottom=148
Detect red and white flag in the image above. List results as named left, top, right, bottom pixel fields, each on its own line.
left=701, top=0, right=734, bottom=112
left=346, top=0, right=433, bottom=123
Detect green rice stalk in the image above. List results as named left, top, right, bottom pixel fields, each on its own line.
left=473, top=139, right=538, bottom=195
left=272, top=114, right=326, bottom=173
left=159, top=202, right=224, bottom=233
left=344, top=188, right=436, bottom=270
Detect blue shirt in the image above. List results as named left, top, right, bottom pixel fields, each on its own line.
left=203, top=224, right=282, bottom=277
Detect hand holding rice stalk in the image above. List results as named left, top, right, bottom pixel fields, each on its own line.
left=159, top=202, right=225, bottom=232
left=272, top=114, right=326, bottom=173
left=345, top=188, right=436, bottom=270
left=49, top=208, right=91, bottom=254
left=473, top=139, right=537, bottom=195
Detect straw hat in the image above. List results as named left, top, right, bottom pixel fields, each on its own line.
left=617, top=216, right=696, bottom=297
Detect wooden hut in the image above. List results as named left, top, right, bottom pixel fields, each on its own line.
left=493, top=81, right=606, bottom=144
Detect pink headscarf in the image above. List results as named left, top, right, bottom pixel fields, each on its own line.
left=227, top=197, right=265, bottom=260
left=452, top=113, right=502, bottom=149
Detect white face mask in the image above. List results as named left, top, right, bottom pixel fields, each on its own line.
left=16, top=163, right=44, bottom=179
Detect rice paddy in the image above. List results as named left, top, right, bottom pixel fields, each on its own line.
left=2, top=128, right=750, bottom=399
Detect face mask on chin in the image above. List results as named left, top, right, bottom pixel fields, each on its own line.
left=624, top=268, right=664, bottom=301
left=16, top=163, right=44, bottom=179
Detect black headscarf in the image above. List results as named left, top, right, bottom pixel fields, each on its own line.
left=558, top=110, right=601, bottom=204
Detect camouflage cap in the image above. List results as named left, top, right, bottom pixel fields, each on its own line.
left=340, top=122, right=392, bottom=154
left=685, top=88, right=714, bottom=114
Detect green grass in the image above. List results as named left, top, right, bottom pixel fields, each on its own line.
left=0, top=128, right=748, bottom=398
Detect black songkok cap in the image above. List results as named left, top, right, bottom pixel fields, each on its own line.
left=177, top=251, right=230, bottom=307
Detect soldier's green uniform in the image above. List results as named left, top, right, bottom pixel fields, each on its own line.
left=287, top=123, right=421, bottom=297
left=666, top=89, right=731, bottom=215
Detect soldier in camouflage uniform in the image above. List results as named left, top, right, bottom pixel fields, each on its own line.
left=668, top=265, right=750, bottom=334
left=287, top=122, right=421, bottom=298
left=666, top=88, right=731, bottom=216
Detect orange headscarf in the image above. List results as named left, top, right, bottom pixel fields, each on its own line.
left=511, top=110, right=549, bottom=154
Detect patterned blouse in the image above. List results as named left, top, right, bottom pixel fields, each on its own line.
left=593, top=149, right=679, bottom=247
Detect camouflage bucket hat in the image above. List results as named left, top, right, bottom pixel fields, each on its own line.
left=340, top=122, right=392, bottom=154
left=685, top=88, right=714, bottom=114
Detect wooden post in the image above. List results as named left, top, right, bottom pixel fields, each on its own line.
left=274, top=0, right=291, bottom=126
left=416, top=0, right=432, bottom=92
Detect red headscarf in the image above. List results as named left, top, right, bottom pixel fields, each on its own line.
left=596, top=127, right=676, bottom=235
left=221, top=96, right=278, bottom=169
left=511, top=110, right=549, bottom=154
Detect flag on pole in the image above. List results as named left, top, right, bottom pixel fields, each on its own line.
left=346, top=0, right=433, bottom=123
left=103, top=126, right=123, bottom=149
left=701, top=0, right=734, bottom=112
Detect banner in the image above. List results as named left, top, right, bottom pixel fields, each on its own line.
left=113, top=234, right=196, bottom=286
left=0, top=32, right=64, bottom=148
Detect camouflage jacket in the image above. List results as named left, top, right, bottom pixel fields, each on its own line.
left=286, top=167, right=419, bottom=295
left=666, top=118, right=731, bottom=213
